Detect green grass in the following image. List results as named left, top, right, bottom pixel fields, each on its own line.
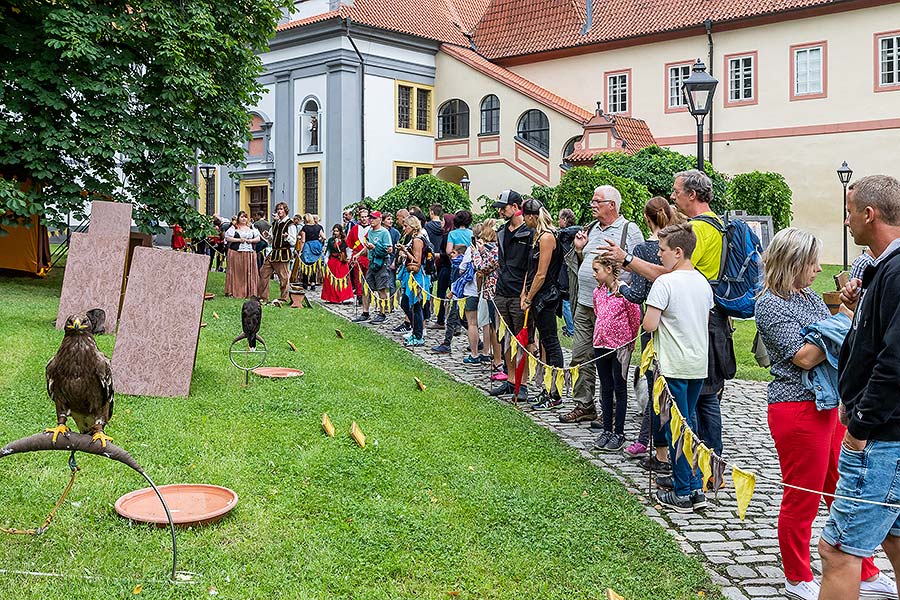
left=0, top=267, right=717, bottom=599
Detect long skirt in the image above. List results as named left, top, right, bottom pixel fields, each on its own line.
left=225, top=249, right=260, bottom=298
left=321, top=256, right=353, bottom=303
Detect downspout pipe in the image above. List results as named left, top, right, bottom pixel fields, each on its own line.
left=705, top=18, right=714, bottom=168
left=345, top=18, right=366, bottom=201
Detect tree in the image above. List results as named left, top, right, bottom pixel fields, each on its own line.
left=373, top=175, right=471, bottom=215
left=594, top=146, right=730, bottom=214
left=0, top=0, right=290, bottom=238
left=550, top=167, right=652, bottom=235
left=727, top=171, right=793, bottom=230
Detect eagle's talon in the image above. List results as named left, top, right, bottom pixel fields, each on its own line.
left=44, top=425, right=70, bottom=444
left=90, top=431, right=113, bottom=448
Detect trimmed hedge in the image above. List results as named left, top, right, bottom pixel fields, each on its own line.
left=369, top=175, right=470, bottom=215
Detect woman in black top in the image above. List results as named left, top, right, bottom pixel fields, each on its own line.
left=521, top=198, right=564, bottom=409
left=299, top=214, right=325, bottom=290
left=433, top=213, right=455, bottom=328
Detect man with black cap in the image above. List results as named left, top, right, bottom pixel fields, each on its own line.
left=489, top=189, right=534, bottom=402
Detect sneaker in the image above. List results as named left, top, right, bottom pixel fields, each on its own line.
left=784, top=579, right=821, bottom=600
left=592, top=430, right=613, bottom=451
left=477, top=340, right=484, bottom=351
left=478, top=354, right=493, bottom=363
left=559, top=406, right=598, bottom=424
left=431, top=344, right=451, bottom=354
left=656, top=475, right=674, bottom=489
left=532, top=392, right=562, bottom=411
left=489, top=382, right=514, bottom=396
left=352, top=313, right=369, bottom=322
left=428, top=322, right=445, bottom=330
left=601, top=433, right=626, bottom=452
left=656, top=489, right=692, bottom=513
left=404, top=336, right=425, bottom=348
left=516, top=386, right=529, bottom=403
left=463, top=355, right=480, bottom=365
left=588, top=420, right=604, bottom=431
left=625, top=442, right=648, bottom=457
left=490, top=370, right=508, bottom=382
left=859, top=573, right=899, bottom=600
left=393, top=322, right=412, bottom=332
left=639, top=456, right=672, bottom=474
left=690, top=490, right=708, bottom=510
left=370, top=313, right=386, bottom=324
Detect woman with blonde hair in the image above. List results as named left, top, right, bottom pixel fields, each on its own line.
left=397, top=215, right=430, bottom=346
left=520, top=199, right=564, bottom=409
left=755, top=227, right=884, bottom=600
left=475, top=219, right=503, bottom=377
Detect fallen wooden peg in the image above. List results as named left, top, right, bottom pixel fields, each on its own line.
left=350, top=421, right=366, bottom=448
left=287, top=340, right=297, bottom=352
left=414, top=377, right=426, bottom=391
left=213, top=312, right=219, bottom=319
left=335, top=329, right=344, bottom=339
left=322, top=413, right=335, bottom=437
left=606, top=589, right=626, bottom=600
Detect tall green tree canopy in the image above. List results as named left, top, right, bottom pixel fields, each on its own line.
left=0, top=0, right=289, bottom=236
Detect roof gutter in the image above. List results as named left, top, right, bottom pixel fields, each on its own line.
left=344, top=18, right=366, bottom=201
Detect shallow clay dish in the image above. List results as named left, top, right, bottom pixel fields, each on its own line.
left=115, top=484, right=238, bottom=527
left=252, top=367, right=304, bottom=378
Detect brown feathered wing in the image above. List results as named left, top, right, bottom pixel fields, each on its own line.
left=46, top=333, right=114, bottom=436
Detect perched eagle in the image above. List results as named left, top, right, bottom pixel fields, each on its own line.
left=45, top=313, right=114, bottom=447
left=233, top=296, right=265, bottom=349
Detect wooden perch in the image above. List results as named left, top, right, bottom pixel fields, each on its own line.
left=0, top=432, right=144, bottom=473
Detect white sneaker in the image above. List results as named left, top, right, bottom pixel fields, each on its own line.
left=785, top=578, right=820, bottom=600
left=860, top=573, right=899, bottom=600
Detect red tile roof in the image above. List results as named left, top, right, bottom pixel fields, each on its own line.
left=610, top=115, right=657, bottom=154
left=565, top=111, right=657, bottom=162
left=441, top=44, right=592, bottom=123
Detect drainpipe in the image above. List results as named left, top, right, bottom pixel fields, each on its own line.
left=705, top=18, right=714, bottom=168
left=345, top=18, right=366, bottom=201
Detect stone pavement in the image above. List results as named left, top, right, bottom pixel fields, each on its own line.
left=314, top=293, right=894, bottom=600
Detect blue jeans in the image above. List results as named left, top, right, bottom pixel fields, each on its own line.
left=694, top=391, right=723, bottom=457
left=561, top=299, right=574, bottom=336
left=401, top=296, right=423, bottom=339
left=821, top=440, right=900, bottom=557
left=666, top=378, right=704, bottom=497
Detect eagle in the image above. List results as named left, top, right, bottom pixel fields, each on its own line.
left=233, top=296, right=265, bottom=350
left=45, top=313, right=114, bottom=447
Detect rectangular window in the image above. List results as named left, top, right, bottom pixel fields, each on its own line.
left=606, top=72, right=628, bottom=114
left=393, top=161, right=432, bottom=186
left=794, top=46, right=823, bottom=96
left=395, top=81, right=434, bottom=135
left=302, top=166, right=318, bottom=214
left=879, top=33, right=900, bottom=88
left=395, top=166, right=412, bottom=184
left=415, top=167, right=431, bottom=177
left=725, top=52, right=757, bottom=106
left=667, top=64, right=691, bottom=109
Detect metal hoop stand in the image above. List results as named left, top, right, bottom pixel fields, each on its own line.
left=229, top=338, right=267, bottom=384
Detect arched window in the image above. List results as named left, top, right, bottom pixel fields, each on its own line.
left=561, top=136, right=580, bottom=170
left=517, top=109, right=550, bottom=155
left=300, top=96, right=321, bottom=153
left=480, top=95, right=499, bottom=134
left=437, top=99, right=469, bottom=139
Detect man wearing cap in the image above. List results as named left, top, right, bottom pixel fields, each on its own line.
left=354, top=210, right=393, bottom=324
left=489, top=190, right=534, bottom=402
left=559, top=185, right=644, bottom=425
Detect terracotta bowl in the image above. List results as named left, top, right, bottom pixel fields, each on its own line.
left=252, top=367, right=304, bottom=378
left=115, top=484, right=238, bottom=528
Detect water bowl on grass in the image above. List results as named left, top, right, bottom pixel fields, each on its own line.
left=115, top=484, right=238, bottom=528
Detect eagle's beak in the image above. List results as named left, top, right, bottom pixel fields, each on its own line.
left=72, top=317, right=82, bottom=330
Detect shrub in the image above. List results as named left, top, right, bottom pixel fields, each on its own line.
left=373, top=175, right=470, bottom=215
left=551, top=166, right=652, bottom=235
left=474, top=194, right=498, bottom=220
left=529, top=185, right=556, bottom=207
left=727, top=171, right=793, bottom=230
left=594, top=145, right=730, bottom=214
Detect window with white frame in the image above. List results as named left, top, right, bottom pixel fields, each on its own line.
left=880, top=34, right=900, bottom=87
left=668, top=64, right=691, bottom=108
left=728, top=55, right=754, bottom=102
left=606, top=72, right=628, bottom=114
left=794, top=46, right=823, bottom=96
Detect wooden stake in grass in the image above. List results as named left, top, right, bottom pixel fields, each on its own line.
left=287, top=340, right=297, bottom=351
left=322, top=413, right=335, bottom=437
left=414, top=377, right=426, bottom=391
left=350, top=421, right=366, bottom=448
left=335, top=329, right=344, bottom=339
left=606, top=590, right=626, bottom=600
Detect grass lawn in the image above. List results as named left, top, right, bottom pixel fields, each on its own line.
left=0, top=266, right=717, bottom=599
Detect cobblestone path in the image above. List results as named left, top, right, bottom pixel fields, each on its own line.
left=315, top=294, right=894, bottom=600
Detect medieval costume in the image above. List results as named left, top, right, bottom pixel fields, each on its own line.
left=321, top=236, right=353, bottom=303
left=257, top=216, right=296, bottom=302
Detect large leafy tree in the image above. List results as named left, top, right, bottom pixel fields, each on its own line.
left=0, top=0, right=289, bottom=237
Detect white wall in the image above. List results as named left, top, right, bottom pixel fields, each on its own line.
left=294, top=74, right=327, bottom=157
left=255, top=84, right=276, bottom=124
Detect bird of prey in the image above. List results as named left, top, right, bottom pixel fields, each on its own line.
left=45, top=313, right=114, bottom=447
left=85, top=307, right=106, bottom=334
left=233, top=296, right=265, bottom=350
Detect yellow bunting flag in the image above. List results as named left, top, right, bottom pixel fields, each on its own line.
left=543, top=364, right=554, bottom=392
left=682, top=428, right=694, bottom=469
left=571, top=365, right=580, bottom=388
left=527, top=354, right=537, bottom=384
left=640, top=338, right=655, bottom=376
left=697, top=444, right=713, bottom=488
left=434, top=297, right=441, bottom=314
left=669, top=407, right=684, bottom=444
left=322, top=413, right=335, bottom=437
left=732, top=466, right=756, bottom=520
left=555, top=368, right=564, bottom=398
left=652, top=375, right=666, bottom=416
left=498, top=318, right=507, bottom=340
left=458, top=299, right=465, bottom=319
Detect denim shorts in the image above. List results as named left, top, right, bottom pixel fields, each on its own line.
left=821, top=439, right=900, bottom=557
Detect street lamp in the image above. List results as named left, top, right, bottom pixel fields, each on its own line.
left=682, top=59, right=718, bottom=171
left=459, top=175, right=470, bottom=194
left=199, top=164, right=216, bottom=215
left=837, top=161, right=853, bottom=271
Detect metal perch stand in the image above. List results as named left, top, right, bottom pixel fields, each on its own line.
left=0, top=432, right=179, bottom=582
left=229, top=338, right=267, bottom=384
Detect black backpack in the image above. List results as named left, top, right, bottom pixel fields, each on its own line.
left=413, top=234, right=437, bottom=276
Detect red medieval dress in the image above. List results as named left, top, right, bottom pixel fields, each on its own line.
left=321, top=236, right=353, bottom=303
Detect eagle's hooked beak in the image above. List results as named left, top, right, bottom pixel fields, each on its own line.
left=67, top=317, right=88, bottom=331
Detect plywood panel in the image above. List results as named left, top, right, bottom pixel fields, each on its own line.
left=56, top=233, right=129, bottom=334
left=88, top=201, right=133, bottom=236
left=112, top=247, right=209, bottom=398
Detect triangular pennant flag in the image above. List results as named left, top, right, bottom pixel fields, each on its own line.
left=533, top=362, right=545, bottom=389
left=669, top=407, right=684, bottom=445
left=711, top=453, right=727, bottom=494
left=555, top=367, right=564, bottom=398
left=458, top=298, right=465, bottom=319
left=697, top=443, right=712, bottom=487
left=527, top=354, right=537, bottom=383
left=640, top=338, right=655, bottom=377
left=502, top=329, right=511, bottom=354
left=658, top=384, right=672, bottom=426
left=434, top=297, right=441, bottom=315
left=732, top=466, right=756, bottom=520
left=563, top=369, right=573, bottom=396
left=571, top=365, right=580, bottom=389
left=682, top=428, right=694, bottom=470
left=653, top=375, right=666, bottom=416
left=543, top=364, right=554, bottom=392
left=497, top=318, right=507, bottom=340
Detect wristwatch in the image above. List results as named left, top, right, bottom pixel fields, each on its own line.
left=623, top=252, right=634, bottom=267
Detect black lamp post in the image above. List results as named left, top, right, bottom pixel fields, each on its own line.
left=199, top=164, right=215, bottom=215
left=682, top=59, right=718, bottom=171
left=837, top=161, right=853, bottom=271
left=459, top=175, right=470, bottom=194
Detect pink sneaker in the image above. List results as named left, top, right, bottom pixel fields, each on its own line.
left=490, top=371, right=508, bottom=381
left=625, top=442, right=648, bottom=457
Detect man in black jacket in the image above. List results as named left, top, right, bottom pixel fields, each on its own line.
left=819, top=174, right=900, bottom=600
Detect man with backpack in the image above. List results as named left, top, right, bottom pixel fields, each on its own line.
left=604, top=170, right=746, bottom=467
left=558, top=185, right=645, bottom=425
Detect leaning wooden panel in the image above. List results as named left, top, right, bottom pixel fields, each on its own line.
left=56, top=232, right=129, bottom=334
left=88, top=200, right=133, bottom=236
left=112, top=247, right=209, bottom=397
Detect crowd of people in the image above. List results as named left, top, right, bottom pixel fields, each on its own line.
left=188, top=170, right=900, bottom=600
